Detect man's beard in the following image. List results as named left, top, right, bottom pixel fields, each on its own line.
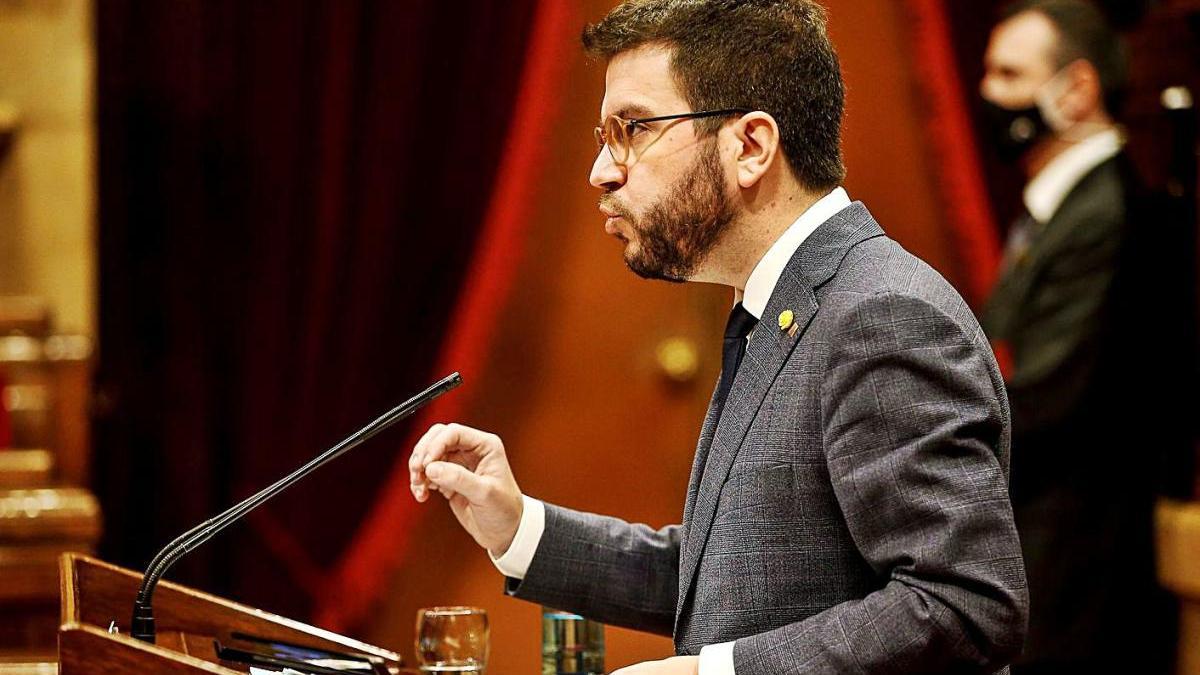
left=601, top=140, right=736, bottom=282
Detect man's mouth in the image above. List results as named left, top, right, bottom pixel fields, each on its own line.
left=604, top=215, right=623, bottom=235
left=599, top=201, right=633, bottom=241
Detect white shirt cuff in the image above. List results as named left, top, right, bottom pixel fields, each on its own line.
left=698, top=641, right=736, bottom=675
left=488, top=495, right=545, bottom=579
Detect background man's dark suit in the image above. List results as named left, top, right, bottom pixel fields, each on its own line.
left=983, top=154, right=1177, bottom=673
left=509, top=203, right=1029, bottom=674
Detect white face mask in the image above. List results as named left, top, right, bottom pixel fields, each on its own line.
left=1033, top=63, right=1115, bottom=142
left=1033, top=66, right=1074, bottom=133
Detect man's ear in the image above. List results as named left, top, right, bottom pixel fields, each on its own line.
left=1061, top=58, right=1104, bottom=121
left=730, top=112, right=781, bottom=189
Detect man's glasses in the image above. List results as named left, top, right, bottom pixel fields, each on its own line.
left=593, top=108, right=751, bottom=165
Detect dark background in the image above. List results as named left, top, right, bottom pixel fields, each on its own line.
left=93, top=0, right=537, bottom=620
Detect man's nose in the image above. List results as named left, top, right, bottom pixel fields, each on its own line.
left=980, top=74, right=997, bottom=102
left=589, top=147, right=625, bottom=190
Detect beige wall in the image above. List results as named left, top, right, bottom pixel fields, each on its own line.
left=0, top=0, right=95, bottom=336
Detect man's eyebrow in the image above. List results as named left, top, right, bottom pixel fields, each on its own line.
left=599, top=104, right=655, bottom=125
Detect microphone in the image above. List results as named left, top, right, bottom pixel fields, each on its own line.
left=130, top=372, right=463, bottom=643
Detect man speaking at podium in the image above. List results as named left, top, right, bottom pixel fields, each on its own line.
left=409, top=1, right=1029, bottom=673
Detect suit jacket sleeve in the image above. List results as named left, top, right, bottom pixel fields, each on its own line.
left=733, top=290, right=1029, bottom=673
left=503, top=502, right=680, bottom=636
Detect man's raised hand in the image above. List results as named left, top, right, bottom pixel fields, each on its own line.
left=408, top=423, right=523, bottom=557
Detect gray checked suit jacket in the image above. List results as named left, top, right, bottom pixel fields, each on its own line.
left=508, top=203, right=1029, bottom=673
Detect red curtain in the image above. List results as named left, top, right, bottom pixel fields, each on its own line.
left=901, top=0, right=1001, bottom=308
left=317, top=0, right=579, bottom=631
left=94, top=0, right=538, bottom=621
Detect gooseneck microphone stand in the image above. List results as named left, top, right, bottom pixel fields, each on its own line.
left=131, top=372, right=462, bottom=643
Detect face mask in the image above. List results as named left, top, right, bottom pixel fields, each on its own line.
left=981, top=66, right=1073, bottom=162
left=980, top=97, right=1050, bottom=162
left=1033, top=67, right=1074, bottom=133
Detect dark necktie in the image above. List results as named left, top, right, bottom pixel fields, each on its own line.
left=1000, top=210, right=1039, bottom=273
left=712, top=302, right=758, bottom=423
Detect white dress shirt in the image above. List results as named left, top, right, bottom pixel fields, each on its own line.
left=491, top=187, right=853, bottom=674
left=1023, top=127, right=1123, bottom=224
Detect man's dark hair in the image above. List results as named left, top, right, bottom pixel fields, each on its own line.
left=1003, top=0, right=1129, bottom=114
left=582, top=0, right=845, bottom=192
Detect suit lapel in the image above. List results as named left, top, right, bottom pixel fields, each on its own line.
left=984, top=158, right=1120, bottom=340
left=674, top=202, right=885, bottom=634
left=681, top=388, right=721, bottom=532
left=1024, top=158, right=1119, bottom=267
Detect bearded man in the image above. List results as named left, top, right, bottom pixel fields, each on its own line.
left=409, top=1, right=1028, bottom=673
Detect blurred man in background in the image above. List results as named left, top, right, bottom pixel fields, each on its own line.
left=980, top=1, right=1176, bottom=672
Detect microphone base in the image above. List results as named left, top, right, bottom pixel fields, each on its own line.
left=131, top=602, right=156, bottom=643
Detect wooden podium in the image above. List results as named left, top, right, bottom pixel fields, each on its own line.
left=58, top=553, right=408, bottom=673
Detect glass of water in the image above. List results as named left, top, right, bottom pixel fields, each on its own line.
left=415, top=606, right=489, bottom=673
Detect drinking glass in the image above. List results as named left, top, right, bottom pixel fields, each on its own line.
left=415, top=606, right=489, bottom=673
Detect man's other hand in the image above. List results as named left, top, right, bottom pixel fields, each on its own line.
left=408, top=423, right=523, bottom=557
left=611, top=656, right=700, bottom=675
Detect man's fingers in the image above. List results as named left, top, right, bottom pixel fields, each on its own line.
left=410, top=423, right=447, bottom=475
left=410, top=423, right=449, bottom=502
left=426, top=424, right=503, bottom=466
left=411, top=423, right=505, bottom=504
left=425, top=460, right=490, bottom=504
left=414, top=424, right=474, bottom=473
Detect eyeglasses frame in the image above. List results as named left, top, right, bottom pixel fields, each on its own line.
left=594, top=108, right=753, bottom=165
